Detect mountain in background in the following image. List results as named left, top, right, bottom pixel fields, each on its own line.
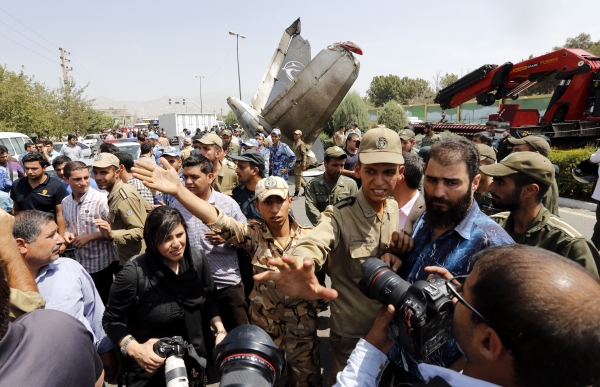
left=93, top=92, right=253, bottom=118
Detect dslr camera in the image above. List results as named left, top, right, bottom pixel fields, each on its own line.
left=359, top=258, right=455, bottom=358
left=153, top=336, right=206, bottom=387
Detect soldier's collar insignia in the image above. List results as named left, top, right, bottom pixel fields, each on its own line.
left=377, top=137, right=388, bottom=149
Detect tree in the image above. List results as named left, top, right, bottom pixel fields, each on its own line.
left=0, top=65, right=112, bottom=137
left=378, top=100, right=407, bottom=131
left=331, top=91, right=370, bottom=133
left=440, top=73, right=459, bottom=90
left=366, top=75, right=433, bottom=106
left=224, top=110, right=237, bottom=127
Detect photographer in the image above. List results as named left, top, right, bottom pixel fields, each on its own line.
left=335, top=245, right=600, bottom=387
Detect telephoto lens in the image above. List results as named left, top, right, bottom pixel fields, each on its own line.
left=359, top=257, right=411, bottom=307
left=214, top=325, right=286, bottom=387
left=153, top=336, right=189, bottom=387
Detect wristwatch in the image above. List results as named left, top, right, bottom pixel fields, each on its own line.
left=120, top=336, right=135, bottom=357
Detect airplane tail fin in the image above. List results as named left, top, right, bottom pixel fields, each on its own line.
left=251, top=18, right=311, bottom=112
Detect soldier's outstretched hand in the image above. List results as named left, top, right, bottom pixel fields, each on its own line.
left=253, top=256, right=338, bottom=300
left=132, top=157, right=181, bottom=195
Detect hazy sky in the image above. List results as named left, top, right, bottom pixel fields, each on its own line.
left=2, top=0, right=600, bottom=111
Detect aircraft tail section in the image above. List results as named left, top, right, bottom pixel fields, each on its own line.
left=251, top=18, right=304, bottom=112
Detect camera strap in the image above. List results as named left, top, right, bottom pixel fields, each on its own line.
left=396, top=376, right=452, bottom=387
left=185, top=343, right=207, bottom=369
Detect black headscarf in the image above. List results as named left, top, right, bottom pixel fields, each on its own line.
left=143, top=223, right=209, bottom=356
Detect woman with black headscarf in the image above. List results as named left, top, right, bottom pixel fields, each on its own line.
left=103, top=206, right=225, bottom=387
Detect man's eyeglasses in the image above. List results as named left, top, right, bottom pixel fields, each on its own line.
left=445, top=275, right=515, bottom=357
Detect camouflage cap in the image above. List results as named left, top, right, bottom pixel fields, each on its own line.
left=358, top=125, right=404, bottom=165
left=398, top=129, right=415, bottom=141
left=476, top=143, right=497, bottom=162
left=199, top=132, right=223, bottom=148
left=162, top=146, right=181, bottom=157
left=508, top=135, right=550, bottom=157
left=324, top=146, right=347, bottom=159
left=92, top=153, right=120, bottom=169
left=255, top=176, right=289, bottom=201
left=479, top=151, right=554, bottom=187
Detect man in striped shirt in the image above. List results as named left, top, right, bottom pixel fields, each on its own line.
left=61, top=161, right=119, bottom=304
left=171, top=155, right=249, bottom=332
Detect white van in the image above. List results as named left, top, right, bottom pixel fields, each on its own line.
left=0, top=132, right=32, bottom=157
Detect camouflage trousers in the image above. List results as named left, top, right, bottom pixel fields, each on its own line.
left=249, top=277, right=321, bottom=387
left=293, top=164, right=306, bottom=192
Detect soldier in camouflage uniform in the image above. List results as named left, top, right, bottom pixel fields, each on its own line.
left=292, top=130, right=308, bottom=198
left=130, top=160, right=321, bottom=387
left=474, top=144, right=502, bottom=216
left=269, top=128, right=296, bottom=181
left=221, top=129, right=241, bottom=163
left=421, top=122, right=441, bottom=147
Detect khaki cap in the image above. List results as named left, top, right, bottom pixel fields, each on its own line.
left=479, top=151, right=554, bottom=187
left=324, top=146, right=347, bottom=159
left=476, top=143, right=496, bottom=162
left=183, top=138, right=192, bottom=145
left=255, top=176, right=289, bottom=201
left=256, top=125, right=265, bottom=133
left=398, top=129, right=415, bottom=141
left=92, top=153, right=120, bottom=169
left=199, top=133, right=223, bottom=148
left=221, top=129, right=232, bottom=136
left=508, top=136, right=551, bottom=157
left=358, top=125, right=404, bottom=165
left=294, top=130, right=302, bottom=135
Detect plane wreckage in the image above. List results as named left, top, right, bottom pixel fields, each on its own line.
left=226, top=18, right=362, bottom=161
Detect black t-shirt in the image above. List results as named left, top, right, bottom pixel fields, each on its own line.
left=232, top=183, right=263, bottom=221
left=10, top=174, right=68, bottom=216
left=343, top=147, right=361, bottom=188
left=0, top=309, right=103, bottom=387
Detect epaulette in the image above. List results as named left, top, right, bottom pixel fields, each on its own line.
left=119, top=188, right=129, bottom=200
left=334, top=196, right=355, bottom=210
left=490, top=211, right=510, bottom=219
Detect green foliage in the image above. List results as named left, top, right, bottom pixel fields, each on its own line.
left=415, top=130, right=465, bottom=147
left=366, top=75, right=432, bottom=106
left=440, top=73, right=459, bottom=90
left=0, top=65, right=112, bottom=137
left=319, top=132, right=333, bottom=149
left=548, top=146, right=597, bottom=198
left=378, top=100, right=407, bottom=131
left=331, top=91, right=370, bottom=134
left=224, top=110, right=237, bottom=127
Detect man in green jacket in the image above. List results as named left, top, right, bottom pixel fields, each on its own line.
left=481, top=151, right=600, bottom=277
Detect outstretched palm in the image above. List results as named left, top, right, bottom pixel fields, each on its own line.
left=132, top=157, right=181, bottom=195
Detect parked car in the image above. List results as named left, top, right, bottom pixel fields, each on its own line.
left=82, top=134, right=103, bottom=151
left=46, top=158, right=94, bottom=180
left=53, top=142, right=93, bottom=159
left=0, top=132, right=32, bottom=157
left=111, top=142, right=140, bottom=160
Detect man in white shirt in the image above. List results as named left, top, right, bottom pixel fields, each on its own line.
left=392, top=152, right=425, bottom=235
left=335, top=244, right=600, bottom=387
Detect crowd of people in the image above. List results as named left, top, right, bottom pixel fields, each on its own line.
left=0, top=120, right=599, bottom=387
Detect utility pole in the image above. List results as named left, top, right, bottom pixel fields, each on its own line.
left=195, top=75, right=204, bottom=113
left=229, top=31, right=246, bottom=100
left=60, top=48, right=74, bottom=134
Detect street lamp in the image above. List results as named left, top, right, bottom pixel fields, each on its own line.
left=229, top=31, right=246, bottom=100
left=195, top=75, right=205, bottom=113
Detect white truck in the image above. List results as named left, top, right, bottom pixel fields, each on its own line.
left=157, top=113, right=218, bottom=139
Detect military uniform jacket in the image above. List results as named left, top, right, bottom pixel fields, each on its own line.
left=292, top=189, right=399, bottom=338
left=304, top=174, right=358, bottom=226
left=212, top=160, right=238, bottom=196
left=292, top=140, right=308, bottom=164
left=421, top=134, right=440, bottom=147
left=474, top=191, right=501, bottom=216
left=107, top=180, right=151, bottom=264
left=207, top=211, right=316, bottom=310
left=225, top=142, right=241, bottom=163
left=541, top=179, right=559, bottom=216
left=492, top=205, right=600, bottom=277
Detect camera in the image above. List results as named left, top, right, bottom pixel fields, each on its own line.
left=214, top=325, right=286, bottom=387
left=153, top=336, right=206, bottom=387
left=359, top=258, right=454, bottom=358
